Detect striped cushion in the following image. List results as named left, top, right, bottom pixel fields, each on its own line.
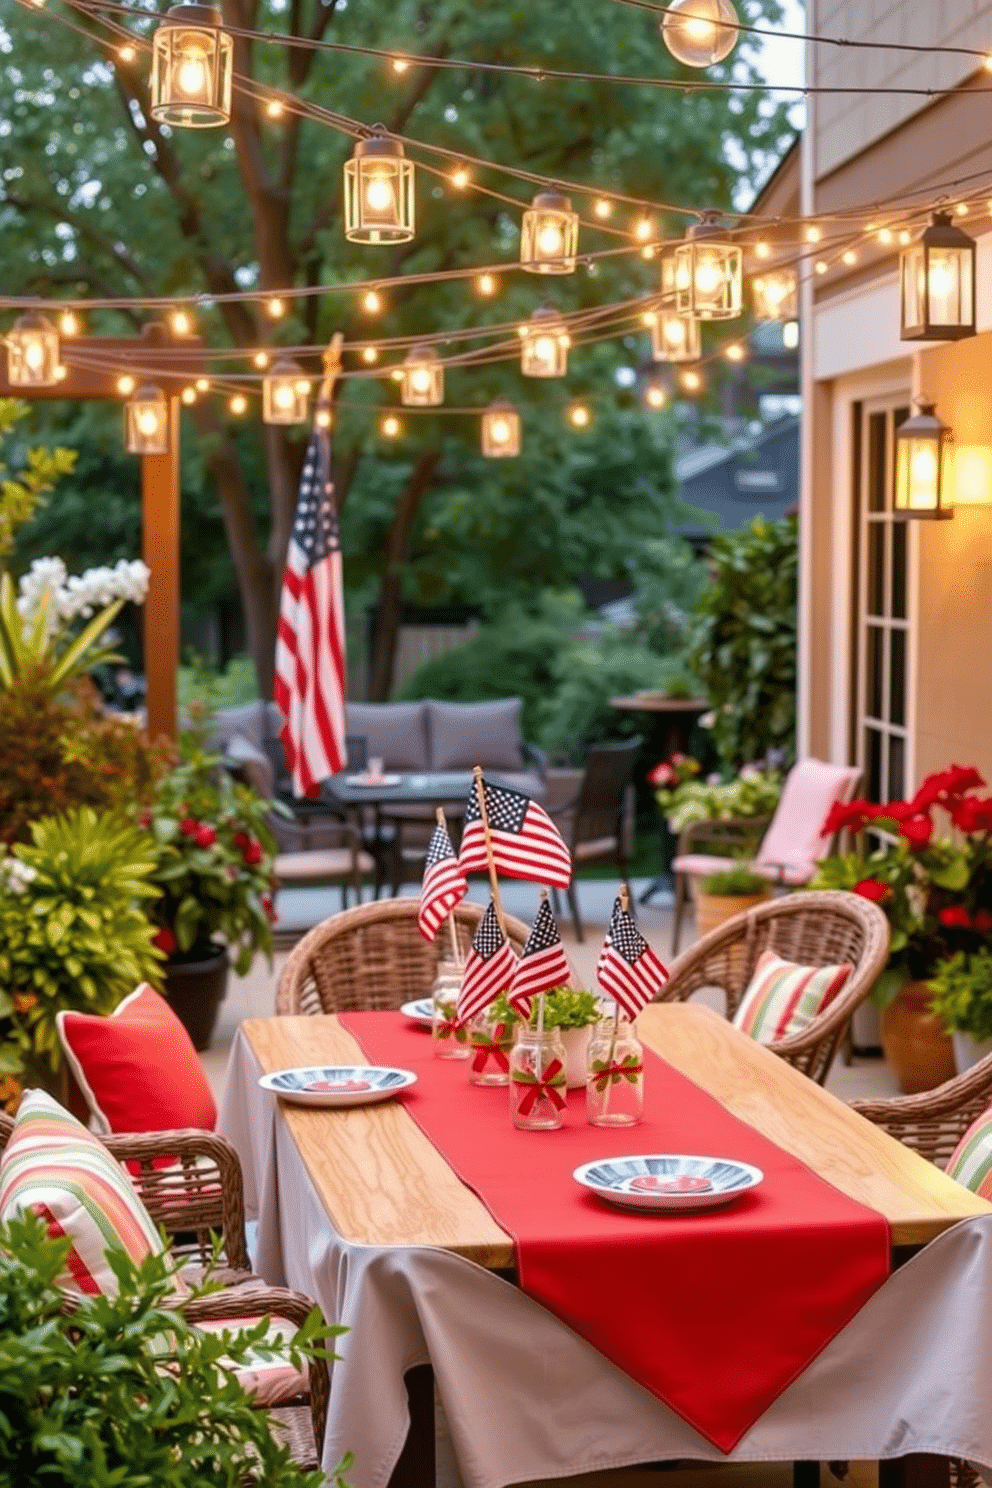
left=0, top=1089, right=168, bottom=1297
left=946, top=1106, right=992, bottom=1197
left=733, top=949, right=852, bottom=1045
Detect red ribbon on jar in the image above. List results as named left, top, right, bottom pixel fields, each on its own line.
left=513, top=1057, right=567, bottom=1116
left=471, top=1023, right=511, bottom=1073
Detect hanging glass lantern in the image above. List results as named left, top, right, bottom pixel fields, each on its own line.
left=900, top=211, right=976, bottom=342
left=343, top=128, right=415, bottom=244
left=674, top=213, right=743, bottom=321
left=150, top=3, right=232, bottom=127
left=662, top=0, right=739, bottom=67
left=6, top=313, right=59, bottom=386
left=125, top=386, right=170, bottom=455
left=519, top=305, right=570, bottom=377
left=481, top=400, right=520, bottom=458
left=520, top=192, right=578, bottom=274
left=660, top=252, right=679, bottom=305
left=263, top=358, right=310, bottom=425
left=752, top=269, right=797, bottom=322
left=650, top=309, right=701, bottom=363
left=894, top=403, right=953, bottom=519
left=400, top=344, right=443, bottom=406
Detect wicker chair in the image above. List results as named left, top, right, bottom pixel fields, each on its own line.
left=656, top=890, right=891, bottom=1085
left=851, top=1055, right=992, bottom=1169
left=0, top=1113, right=328, bottom=1467
left=277, top=896, right=532, bottom=1016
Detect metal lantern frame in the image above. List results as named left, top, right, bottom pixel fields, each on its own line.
left=400, top=344, right=444, bottom=406
left=520, top=191, right=579, bottom=275
left=125, top=385, right=170, bottom=455
left=651, top=308, right=701, bottom=363
left=343, top=130, right=415, bottom=245
left=899, top=211, right=976, bottom=343
left=674, top=213, right=743, bottom=321
left=150, top=3, right=233, bottom=128
left=6, top=312, right=60, bottom=387
left=519, top=305, right=570, bottom=378
left=752, top=268, right=798, bottom=323
left=263, top=358, right=310, bottom=425
left=660, top=252, right=679, bottom=305
left=894, top=402, right=954, bottom=520
left=662, top=0, right=739, bottom=67
left=481, top=400, right=521, bottom=458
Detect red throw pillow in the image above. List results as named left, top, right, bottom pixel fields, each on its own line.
left=56, top=984, right=217, bottom=1134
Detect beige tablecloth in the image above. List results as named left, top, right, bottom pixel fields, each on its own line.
left=220, top=1025, right=992, bottom=1488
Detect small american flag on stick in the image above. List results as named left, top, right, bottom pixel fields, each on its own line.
left=596, top=895, right=668, bottom=1018
left=456, top=900, right=518, bottom=1025
left=274, top=420, right=347, bottom=797
left=507, top=897, right=572, bottom=1018
left=459, top=777, right=571, bottom=889
left=418, top=818, right=468, bottom=943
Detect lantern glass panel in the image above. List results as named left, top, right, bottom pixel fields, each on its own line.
left=752, top=270, right=797, bottom=322
left=520, top=314, right=569, bottom=377
left=900, top=214, right=976, bottom=341
left=125, top=388, right=169, bottom=455
left=482, top=404, right=521, bottom=458
left=674, top=238, right=742, bottom=320
left=263, top=363, right=310, bottom=425
left=894, top=419, right=952, bottom=518
left=401, top=349, right=444, bottom=406
left=151, top=12, right=232, bottom=127
left=7, top=315, right=60, bottom=387
left=651, top=310, right=701, bottom=363
left=343, top=141, right=415, bottom=244
left=520, top=195, right=578, bottom=274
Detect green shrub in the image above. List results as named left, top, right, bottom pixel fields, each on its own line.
left=0, top=1210, right=340, bottom=1488
left=930, top=948, right=992, bottom=1041
left=528, top=987, right=601, bottom=1029
left=539, top=640, right=690, bottom=762
left=701, top=866, right=769, bottom=897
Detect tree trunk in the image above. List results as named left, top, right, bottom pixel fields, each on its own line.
left=368, top=451, right=440, bottom=702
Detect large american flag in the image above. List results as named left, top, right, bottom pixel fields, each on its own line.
left=596, top=895, right=668, bottom=1018
left=274, top=420, right=347, bottom=798
left=507, top=897, right=572, bottom=1018
left=458, top=777, right=571, bottom=889
left=456, top=900, right=518, bottom=1025
left=418, top=820, right=468, bottom=943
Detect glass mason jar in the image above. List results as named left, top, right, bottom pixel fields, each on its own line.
left=468, top=1005, right=515, bottom=1087
left=432, top=960, right=470, bottom=1059
left=509, top=1024, right=567, bottom=1130
left=586, top=1017, right=644, bottom=1127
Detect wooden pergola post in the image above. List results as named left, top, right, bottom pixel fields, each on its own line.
left=0, top=324, right=204, bottom=741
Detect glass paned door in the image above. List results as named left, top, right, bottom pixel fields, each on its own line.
left=855, top=404, right=912, bottom=804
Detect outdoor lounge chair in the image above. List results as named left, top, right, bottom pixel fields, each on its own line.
left=656, top=890, right=890, bottom=1085
left=670, top=758, right=863, bottom=953
left=276, top=897, right=531, bottom=1015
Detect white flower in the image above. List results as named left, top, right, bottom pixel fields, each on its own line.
left=17, top=555, right=150, bottom=635
left=0, top=857, right=37, bottom=895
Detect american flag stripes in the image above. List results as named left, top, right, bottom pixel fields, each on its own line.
left=456, top=901, right=518, bottom=1025
left=418, top=820, right=468, bottom=942
left=507, top=898, right=572, bottom=1017
left=596, top=895, right=668, bottom=1018
left=458, top=777, right=572, bottom=889
left=274, top=421, right=347, bottom=798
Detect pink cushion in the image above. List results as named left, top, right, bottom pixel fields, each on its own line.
left=56, top=984, right=217, bottom=1135
left=755, top=760, right=862, bottom=875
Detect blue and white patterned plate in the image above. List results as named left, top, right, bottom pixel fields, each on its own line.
left=259, top=1066, right=417, bottom=1108
left=400, top=999, right=435, bottom=1027
left=573, top=1154, right=763, bottom=1214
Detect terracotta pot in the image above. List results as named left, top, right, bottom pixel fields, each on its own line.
left=880, top=979, right=956, bottom=1094
left=162, top=945, right=229, bottom=1052
left=695, top=888, right=771, bottom=940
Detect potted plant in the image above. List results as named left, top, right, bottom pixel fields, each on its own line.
left=528, top=987, right=602, bottom=1088
left=812, top=764, right=992, bottom=1092
left=654, top=763, right=783, bottom=837
left=694, top=865, right=772, bottom=939
left=930, top=948, right=992, bottom=1073
left=142, top=743, right=281, bottom=1050
left=0, top=807, right=162, bottom=1107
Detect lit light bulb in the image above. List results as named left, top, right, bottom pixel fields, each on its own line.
left=382, top=415, right=401, bottom=437
left=136, top=409, right=161, bottom=437
left=477, top=273, right=496, bottom=296
left=315, top=407, right=332, bottom=429
left=782, top=320, right=799, bottom=349
left=362, top=347, right=379, bottom=364
left=177, top=52, right=207, bottom=98
left=170, top=309, right=192, bottom=336
left=956, top=203, right=969, bottom=217
left=118, top=44, right=136, bottom=63
left=899, top=230, right=911, bottom=246
left=53, top=365, right=67, bottom=381
left=195, top=377, right=210, bottom=392
left=24, top=340, right=45, bottom=371
left=642, top=310, right=658, bottom=327
left=815, top=260, right=828, bottom=275
left=230, top=394, right=247, bottom=415
left=266, top=99, right=284, bottom=119
left=490, top=417, right=511, bottom=444
left=911, top=447, right=938, bottom=486
left=363, top=290, right=383, bottom=314
left=641, top=245, right=656, bottom=261
left=181, top=387, right=196, bottom=405
left=537, top=223, right=564, bottom=256
left=392, top=57, right=409, bottom=73
left=533, top=335, right=556, bottom=365
left=681, top=369, right=702, bottom=392
left=694, top=256, right=721, bottom=296
left=724, top=342, right=745, bottom=362
left=754, top=241, right=770, bottom=260
left=569, top=404, right=591, bottom=428
left=805, top=225, right=821, bottom=243
left=645, top=385, right=667, bottom=409
left=878, top=228, right=893, bottom=246
left=273, top=383, right=295, bottom=410
left=253, top=352, right=269, bottom=369
left=661, top=0, right=738, bottom=67
left=266, top=297, right=285, bottom=319
left=593, top=198, right=612, bottom=220
left=58, top=310, right=80, bottom=336
left=364, top=175, right=394, bottom=213
left=450, top=166, right=470, bottom=189
left=665, top=318, right=687, bottom=348
left=410, top=367, right=432, bottom=392
left=842, top=249, right=858, bottom=266
left=117, top=375, right=136, bottom=396
left=635, top=219, right=652, bottom=242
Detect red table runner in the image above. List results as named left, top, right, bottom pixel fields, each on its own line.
left=338, top=1011, right=890, bottom=1452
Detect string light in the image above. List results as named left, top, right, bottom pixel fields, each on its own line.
left=363, top=289, right=383, bottom=314
left=674, top=212, right=743, bottom=320
left=125, top=385, right=170, bottom=454
left=520, top=191, right=579, bottom=274
left=568, top=402, right=592, bottom=428
left=956, top=203, right=969, bottom=217
left=723, top=342, right=746, bottom=362
left=262, top=357, right=309, bottom=424
left=253, top=351, right=269, bottom=368
left=450, top=166, right=471, bottom=189
left=754, top=241, right=771, bottom=260
left=481, top=400, right=521, bottom=458
left=265, top=296, right=285, bottom=319
left=343, top=127, right=415, bottom=244
left=362, top=346, right=379, bottom=363
left=58, top=309, right=81, bottom=337
left=898, top=229, right=911, bottom=246
left=661, top=0, right=739, bottom=67
left=815, top=260, right=828, bottom=275
left=391, top=57, right=409, bottom=73
left=400, top=344, right=444, bottom=405
left=519, top=305, right=570, bottom=377
left=181, top=387, right=197, bottom=405
left=150, top=2, right=233, bottom=129
left=805, top=225, right=822, bottom=243
left=634, top=219, right=653, bottom=242
left=477, top=273, right=497, bottom=296
left=641, top=244, right=656, bottom=261
left=782, top=320, right=800, bottom=350
left=593, top=198, right=613, bottom=220
left=644, top=382, right=668, bottom=409
left=118, top=44, right=136, bottom=63
left=195, top=376, right=210, bottom=392
left=53, top=365, right=67, bottom=382
left=229, top=393, right=247, bottom=415
left=752, top=269, right=797, bottom=321
left=381, top=414, right=403, bottom=438
left=842, top=249, right=858, bottom=266
left=116, top=375, right=136, bottom=396
left=170, top=308, right=194, bottom=335
left=266, top=99, right=284, bottom=119
left=5, top=313, right=59, bottom=387
left=315, top=406, right=333, bottom=429
left=877, top=228, right=893, bottom=246
left=651, top=308, right=702, bottom=362
left=680, top=369, right=703, bottom=393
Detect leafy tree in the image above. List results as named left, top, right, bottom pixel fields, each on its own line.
left=0, top=401, right=76, bottom=561
left=0, top=0, right=791, bottom=696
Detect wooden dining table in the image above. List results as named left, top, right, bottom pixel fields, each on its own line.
left=225, top=1003, right=992, bottom=1488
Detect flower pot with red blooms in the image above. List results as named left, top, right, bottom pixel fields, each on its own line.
left=811, top=764, right=992, bottom=1089
left=139, top=745, right=280, bottom=1048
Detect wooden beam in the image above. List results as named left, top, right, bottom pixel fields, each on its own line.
left=142, top=396, right=181, bottom=742
left=0, top=323, right=204, bottom=400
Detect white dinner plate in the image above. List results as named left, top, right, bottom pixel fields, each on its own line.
left=573, top=1154, right=763, bottom=1214
left=400, top=999, right=435, bottom=1027
left=259, top=1065, right=417, bottom=1108
left=345, top=773, right=401, bottom=788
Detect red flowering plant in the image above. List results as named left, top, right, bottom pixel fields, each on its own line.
left=810, top=765, right=992, bottom=1003
left=139, top=745, right=283, bottom=975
